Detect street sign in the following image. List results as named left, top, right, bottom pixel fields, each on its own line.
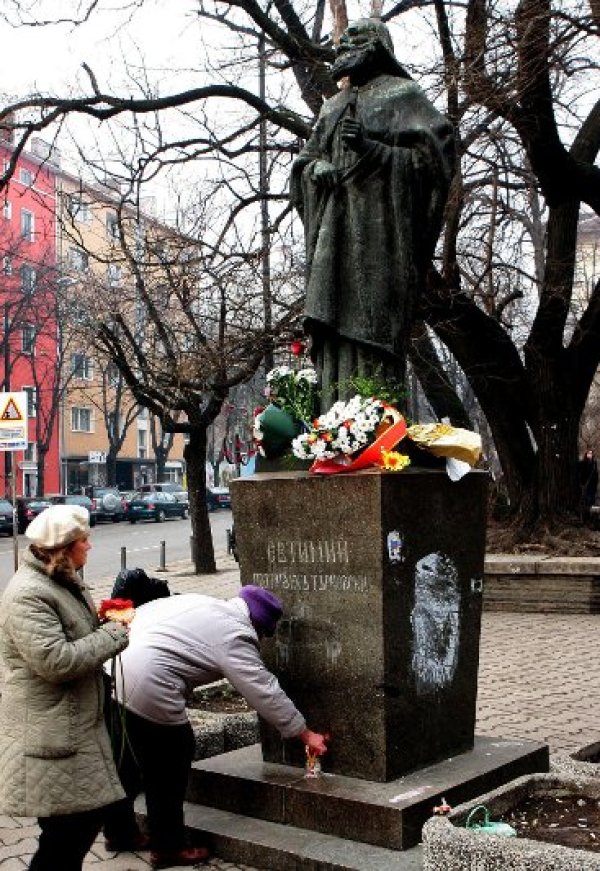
left=0, top=391, right=28, bottom=451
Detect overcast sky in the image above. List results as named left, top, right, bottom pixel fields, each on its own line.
left=0, top=1, right=204, bottom=98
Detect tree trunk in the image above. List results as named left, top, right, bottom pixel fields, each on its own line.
left=36, top=447, right=46, bottom=497
left=185, top=426, right=216, bottom=573
left=106, top=449, right=118, bottom=487
left=155, top=445, right=167, bottom=483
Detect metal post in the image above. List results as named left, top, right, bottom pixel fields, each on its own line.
left=11, top=452, right=17, bottom=571
left=159, top=540, right=166, bottom=570
left=3, top=302, right=11, bottom=497
left=120, top=546, right=126, bottom=570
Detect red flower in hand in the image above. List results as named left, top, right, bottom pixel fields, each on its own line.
left=98, top=598, right=135, bottom=624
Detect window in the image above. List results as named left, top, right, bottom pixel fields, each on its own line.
left=106, top=363, right=120, bottom=387
left=107, top=411, right=123, bottom=439
left=2, top=256, right=12, bottom=275
left=20, top=264, right=36, bottom=294
left=23, top=441, right=36, bottom=462
left=21, top=324, right=35, bottom=354
left=138, top=428, right=147, bottom=459
left=23, top=386, right=37, bottom=418
left=2, top=199, right=11, bottom=220
left=68, top=195, right=91, bottom=223
left=20, top=208, right=34, bottom=241
left=106, top=212, right=119, bottom=240
left=107, top=262, right=122, bottom=285
left=69, top=247, right=89, bottom=272
left=19, top=168, right=33, bottom=187
left=71, top=407, right=93, bottom=432
left=71, top=352, right=93, bottom=380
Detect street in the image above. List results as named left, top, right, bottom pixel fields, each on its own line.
left=0, top=508, right=233, bottom=593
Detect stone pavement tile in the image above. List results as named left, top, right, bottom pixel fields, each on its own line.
left=0, top=858, right=27, bottom=869
left=0, top=826, right=39, bottom=846
left=0, top=839, right=38, bottom=864
left=476, top=612, right=600, bottom=754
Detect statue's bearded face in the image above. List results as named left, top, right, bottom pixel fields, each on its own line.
left=330, top=24, right=382, bottom=81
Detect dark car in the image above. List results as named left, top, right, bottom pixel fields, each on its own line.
left=138, top=482, right=188, bottom=503
left=85, top=486, right=127, bottom=522
left=0, top=499, right=14, bottom=536
left=15, top=496, right=52, bottom=534
left=127, top=491, right=189, bottom=524
left=47, top=494, right=97, bottom=527
left=206, top=486, right=231, bottom=511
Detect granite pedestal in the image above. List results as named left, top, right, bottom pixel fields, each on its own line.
left=230, top=468, right=489, bottom=782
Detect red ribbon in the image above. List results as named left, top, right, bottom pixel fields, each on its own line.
left=309, top=417, right=408, bottom=475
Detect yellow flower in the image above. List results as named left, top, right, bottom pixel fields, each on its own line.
left=381, top=449, right=411, bottom=472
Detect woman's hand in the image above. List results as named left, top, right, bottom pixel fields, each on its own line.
left=298, top=728, right=329, bottom=755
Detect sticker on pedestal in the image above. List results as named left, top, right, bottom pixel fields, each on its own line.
left=387, top=530, right=405, bottom=563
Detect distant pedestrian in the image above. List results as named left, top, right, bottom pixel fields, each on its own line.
left=579, top=449, right=598, bottom=517
left=0, top=505, right=129, bottom=871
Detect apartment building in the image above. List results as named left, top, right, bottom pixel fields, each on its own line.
left=57, top=172, right=187, bottom=492
left=0, top=132, right=187, bottom=496
left=0, top=134, right=61, bottom=496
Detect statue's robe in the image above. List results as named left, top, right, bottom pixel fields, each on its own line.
left=290, top=73, right=454, bottom=398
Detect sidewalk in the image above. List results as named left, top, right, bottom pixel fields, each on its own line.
left=2, top=554, right=600, bottom=868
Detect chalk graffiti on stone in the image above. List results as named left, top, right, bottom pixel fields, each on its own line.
left=266, top=539, right=350, bottom=565
left=253, top=571, right=369, bottom=593
left=410, top=551, right=460, bottom=694
left=275, top=604, right=343, bottom=672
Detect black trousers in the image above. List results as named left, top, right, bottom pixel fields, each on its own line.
left=104, top=702, right=195, bottom=852
left=29, top=806, right=105, bottom=871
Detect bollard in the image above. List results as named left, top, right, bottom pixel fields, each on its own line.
left=121, top=546, right=127, bottom=570
left=226, top=528, right=233, bottom=555
left=155, top=539, right=168, bottom=572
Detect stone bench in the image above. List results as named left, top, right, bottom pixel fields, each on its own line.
left=484, top=555, right=600, bottom=613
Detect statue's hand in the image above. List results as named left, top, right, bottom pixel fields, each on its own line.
left=340, top=117, right=368, bottom=154
left=311, top=160, right=338, bottom=190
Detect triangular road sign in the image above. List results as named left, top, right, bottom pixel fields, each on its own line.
left=0, top=397, right=23, bottom=421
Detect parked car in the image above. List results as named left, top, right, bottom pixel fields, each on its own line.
left=206, top=486, right=231, bottom=511
left=138, top=482, right=189, bottom=503
left=0, top=498, right=14, bottom=536
left=119, top=490, right=137, bottom=505
left=84, top=486, right=127, bottom=522
left=15, top=496, right=52, bottom=534
left=47, top=494, right=97, bottom=527
left=127, top=490, right=189, bottom=524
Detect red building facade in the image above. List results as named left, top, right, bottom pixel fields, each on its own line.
left=0, top=137, right=60, bottom=496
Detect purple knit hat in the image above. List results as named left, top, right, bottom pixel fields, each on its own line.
left=239, top=585, right=283, bottom=636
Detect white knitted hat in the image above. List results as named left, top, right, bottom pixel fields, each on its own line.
left=26, top=504, right=90, bottom=548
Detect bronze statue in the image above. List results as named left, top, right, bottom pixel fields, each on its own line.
left=291, top=18, right=455, bottom=403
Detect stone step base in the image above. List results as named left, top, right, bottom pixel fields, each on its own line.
left=182, top=801, right=424, bottom=871
left=187, top=738, right=549, bottom=851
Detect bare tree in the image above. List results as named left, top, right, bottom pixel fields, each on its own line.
left=1, top=0, right=599, bottom=547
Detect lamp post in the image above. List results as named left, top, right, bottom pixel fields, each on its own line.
left=3, top=301, right=12, bottom=493
left=2, top=300, right=19, bottom=569
left=56, top=276, right=79, bottom=494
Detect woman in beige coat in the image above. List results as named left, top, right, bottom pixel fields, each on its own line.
left=0, top=505, right=129, bottom=871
